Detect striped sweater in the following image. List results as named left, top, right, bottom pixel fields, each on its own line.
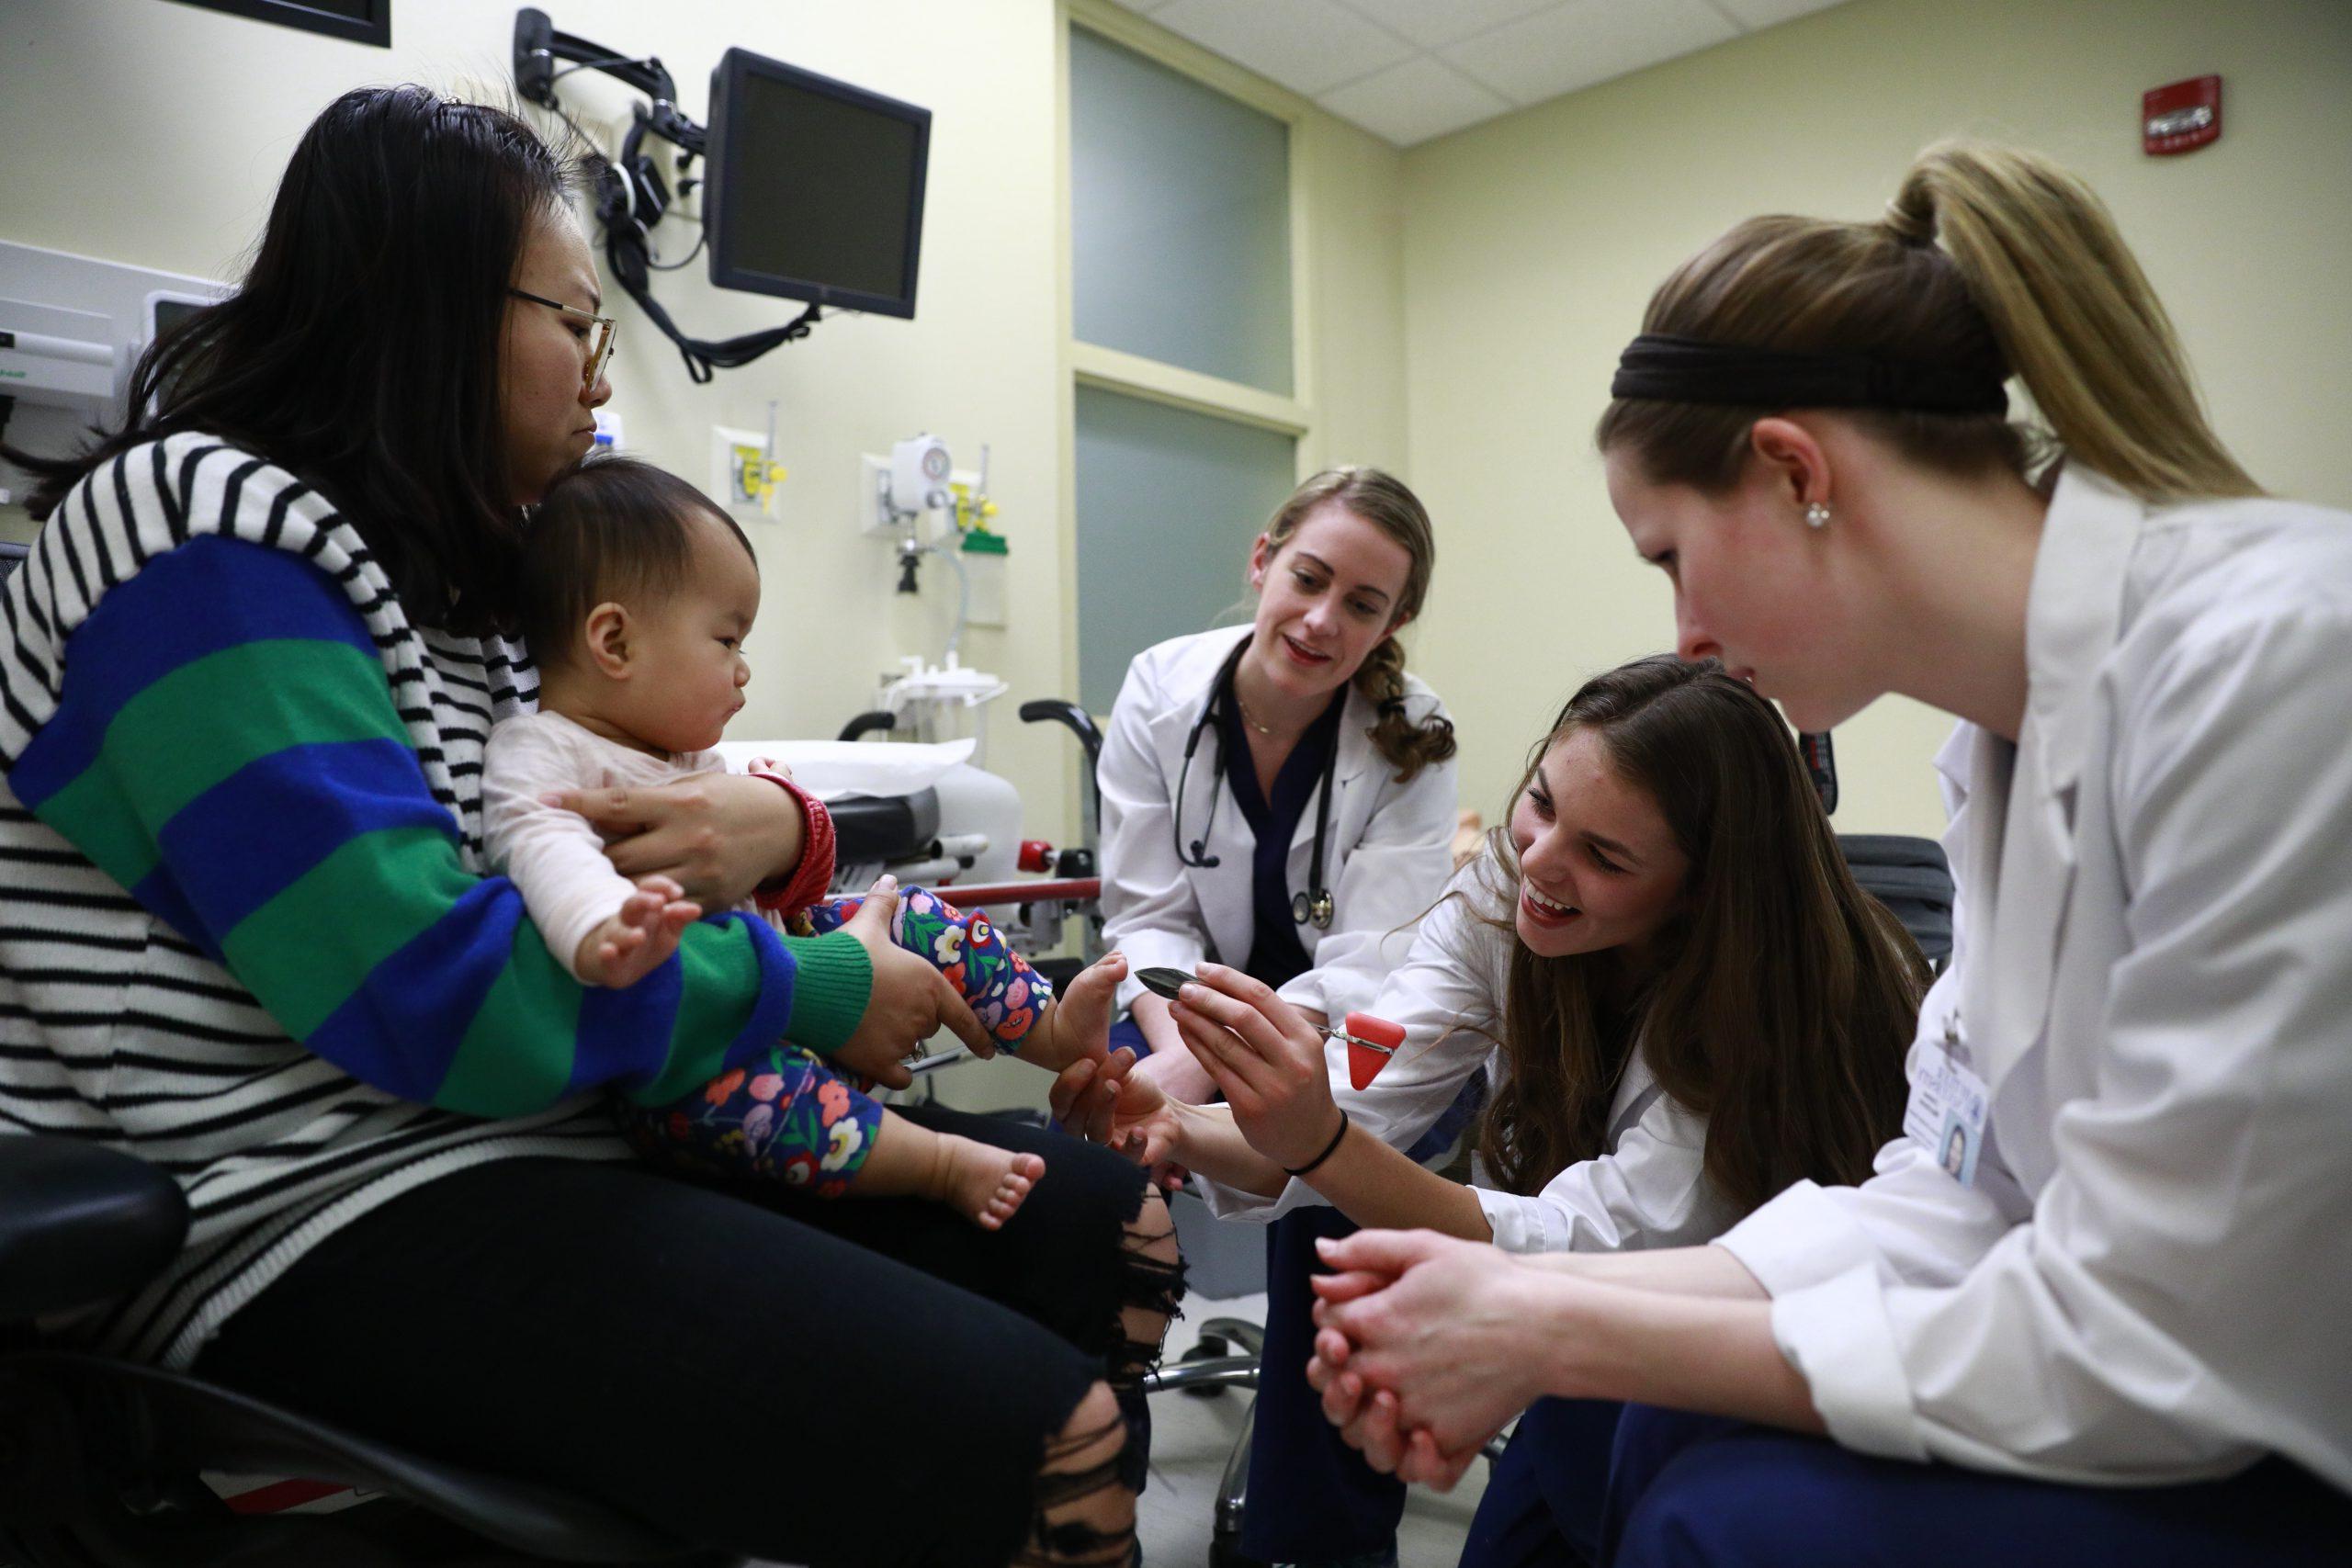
left=0, top=434, right=870, bottom=1369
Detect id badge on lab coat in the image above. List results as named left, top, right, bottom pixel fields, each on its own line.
left=1904, top=1014, right=1990, bottom=1187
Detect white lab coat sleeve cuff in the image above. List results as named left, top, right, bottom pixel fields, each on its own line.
left=1474, top=1188, right=1548, bottom=1253
left=1273, top=967, right=1329, bottom=1021
left=1193, top=1171, right=1325, bottom=1224
left=1715, top=1179, right=1888, bottom=1297
left=1110, top=928, right=1206, bottom=1015
left=1770, top=1264, right=1928, bottom=1463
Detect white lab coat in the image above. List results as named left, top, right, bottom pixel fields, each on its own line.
left=1717, top=467, right=2352, bottom=1489
left=1097, top=626, right=1458, bottom=1024
left=1197, top=852, right=1741, bottom=1256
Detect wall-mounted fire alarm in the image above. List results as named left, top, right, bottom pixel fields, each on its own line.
left=2144, top=75, right=2222, bottom=155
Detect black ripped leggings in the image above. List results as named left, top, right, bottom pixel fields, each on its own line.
left=195, top=1105, right=1182, bottom=1567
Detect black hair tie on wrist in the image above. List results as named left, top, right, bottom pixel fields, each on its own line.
left=1283, top=1110, right=1351, bottom=1178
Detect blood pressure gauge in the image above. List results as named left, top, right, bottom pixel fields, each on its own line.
left=888, top=433, right=955, bottom=516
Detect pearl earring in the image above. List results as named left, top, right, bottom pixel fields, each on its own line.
left=1804, top=502, right=1831, bottom=529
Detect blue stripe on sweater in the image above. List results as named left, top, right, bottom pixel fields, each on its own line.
left=304, top=876, right=521, bottom=1103
left=156, top=737, right=456, bottom=942
left=572, top=951, right=685, bottom=1098
left=712, top=911, right=801, bottom=1074
left=12, top=536, right=379, bottom=807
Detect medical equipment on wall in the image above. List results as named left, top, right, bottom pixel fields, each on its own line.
left=867, top=432, right=1009, bottom=637
left=1170, top=640, right=1340, bottom=930
left=711, top=400, right=787, bottom=521
left=512, top=9, right=931, bottom=382
left=0, top=241, right=231, bottom=497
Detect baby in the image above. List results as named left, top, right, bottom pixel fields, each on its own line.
left=482, top=454, right=1116, bottom=1228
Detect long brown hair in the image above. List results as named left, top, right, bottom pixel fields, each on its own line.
left=1596, top=141, right=2259, bottom=505
left=1475, top=656, right=1925, bottom=1214
left=1257, top=466, right=1455, bottom=781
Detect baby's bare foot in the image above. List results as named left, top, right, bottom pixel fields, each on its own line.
left=937, top=1135, right=1046, bottom=1231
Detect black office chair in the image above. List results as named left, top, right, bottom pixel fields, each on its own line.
left=0, top=698, right=1113, bottom=1566
left=0, top=1135, right=741, bottom=1566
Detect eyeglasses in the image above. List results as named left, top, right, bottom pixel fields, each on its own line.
left=508, top=288, right=616, bottom=392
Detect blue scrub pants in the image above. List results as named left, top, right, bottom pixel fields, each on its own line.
left=1243, top=1081, right=1488, bottom=1563
left=1115, top=1014, right=1488, bottom=1562
left=1464, top=1397, right=2352, bottom=1568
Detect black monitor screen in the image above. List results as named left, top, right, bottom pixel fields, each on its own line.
left=707, top=50, right=930, bottom=319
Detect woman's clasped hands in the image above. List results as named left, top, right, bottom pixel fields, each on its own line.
left=1306, top=1229, right=1554, bottom=1492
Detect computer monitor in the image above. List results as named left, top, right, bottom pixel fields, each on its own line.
left=704, top=47, right=931, bottom=320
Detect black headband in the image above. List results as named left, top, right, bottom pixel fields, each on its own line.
left=1611, top=333, right=2008, bottom=415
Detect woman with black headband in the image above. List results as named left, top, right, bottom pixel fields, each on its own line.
left=1302, top=141, right=2352, bottom=1566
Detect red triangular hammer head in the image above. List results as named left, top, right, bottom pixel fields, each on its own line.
left=1343, top=1012, right=1407, bottom=1091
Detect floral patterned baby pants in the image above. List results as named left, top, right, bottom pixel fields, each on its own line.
left=616, top=886, right=1051, bottom=1195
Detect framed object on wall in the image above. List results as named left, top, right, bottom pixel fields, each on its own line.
left=168, top=0, right=390, bottom=48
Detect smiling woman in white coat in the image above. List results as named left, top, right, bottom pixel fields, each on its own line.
left=1089, top=653, right=1927, bottom=1260
left=1296, top=141, right=2352, bottom=1568
left=1093, top=468, right=1458, bottom=1072
left=1083, top=466, right=1459, bottom=1564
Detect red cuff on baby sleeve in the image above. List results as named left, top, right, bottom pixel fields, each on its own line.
left=752, top=773, right=837, bottom=917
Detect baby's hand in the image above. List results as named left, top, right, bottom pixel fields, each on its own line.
left=574, top=875, right=703, bottom=987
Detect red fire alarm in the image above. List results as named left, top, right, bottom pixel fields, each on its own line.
left=2144, top=74, right=2222, bottom=155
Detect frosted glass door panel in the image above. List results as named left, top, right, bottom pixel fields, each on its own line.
left=1076, top=386, right=1296, bottom=714
left=1070, top=28, right=1293, bottom=395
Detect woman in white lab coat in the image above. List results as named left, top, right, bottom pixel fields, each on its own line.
left=1094, top=652, right=1929, bottom=1258
left=1295, top=141, right=2352, bottom=1566
left=1073, top=653, right=1929, bottom=1563
left=1093, top=467, right=1459, bottom=1069
left=1084, top=466, right=1459, bottom=1562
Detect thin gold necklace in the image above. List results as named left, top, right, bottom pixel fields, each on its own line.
left=1233, top=688, right=1278, bottom=737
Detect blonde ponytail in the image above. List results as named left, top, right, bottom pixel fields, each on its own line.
left=1895, top=141, right=2258, bottom=502
left=1599, top=140, right=2260, bottom=506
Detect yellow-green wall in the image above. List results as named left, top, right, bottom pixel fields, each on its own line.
left=8, top=0, right=2350, bottom=845
left=0, top=0, right=1410, bottom=852
left=1398, top=0, right=2352, bottom=834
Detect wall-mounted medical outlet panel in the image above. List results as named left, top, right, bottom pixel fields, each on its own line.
left=713, top=425, right=784, bottom=522
left=859, top=453, right=979, bottom=539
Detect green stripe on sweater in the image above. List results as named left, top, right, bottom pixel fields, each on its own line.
left=436, top=930, right=584, bottom=1115
left=121, top=640, right=408, bottom=825
left=223, top=825, right=467, bottom=1037
left=37, top=640, right=409, bottom=893
left=635, top=923, right=769, bottom=1105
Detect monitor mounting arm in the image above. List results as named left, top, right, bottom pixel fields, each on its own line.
left=511, top=7, right=818, bottom=383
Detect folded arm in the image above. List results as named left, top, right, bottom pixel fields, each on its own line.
left=11, top=536, right=869, bottom=1117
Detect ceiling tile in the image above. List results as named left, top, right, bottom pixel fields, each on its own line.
left=1152, top=0, right=1418, bottom=98
left=1333, top=0, right=1565, bottom=51
left=1439, top=0, right=1738, bottom=105
left=1706, top=0, right=1854, bottom=28
left=1316, top=54, right=1516, bottom=146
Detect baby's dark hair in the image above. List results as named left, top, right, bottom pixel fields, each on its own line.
left=517, top=454, right=756, bottom=665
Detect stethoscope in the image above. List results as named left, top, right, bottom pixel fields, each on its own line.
left=1170, top=639, right=1339, bottom=930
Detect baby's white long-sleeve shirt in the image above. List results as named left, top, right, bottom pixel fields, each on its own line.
left=481, top=710, right=729, bottom=982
